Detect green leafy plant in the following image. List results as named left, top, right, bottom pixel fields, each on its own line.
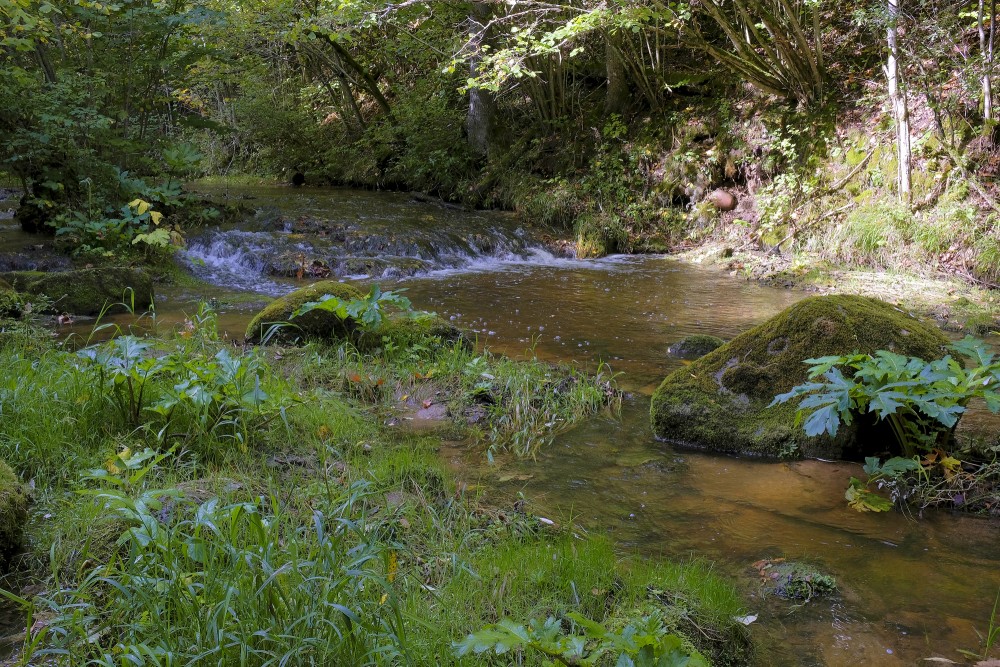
left=771, top=337, right=1000, bottom=458
left=844, top=457, right=924, bottom=512
left=454, top=610, right=708, bottom=667
left=74, top=307, right=288, bottom=453
left=293, top=284, right=419, bottom=330
left=5, top=451, right=407, bottom=665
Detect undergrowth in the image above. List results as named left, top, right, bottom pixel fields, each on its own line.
left=0, top=308, right=741, bottom=665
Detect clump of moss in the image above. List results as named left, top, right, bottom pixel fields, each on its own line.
left=2, top=268, right=154, bottom=315
left=575, top=212, right=625, bottom=259
left=650, top=295, right=949, bottom=459
left=360, top=315, right=471, bottom=353
left=245, top=281, right=362, bottom=343
left=667, top=334, right=726, bottom=360
left=0, top=460, right=29, bottom=564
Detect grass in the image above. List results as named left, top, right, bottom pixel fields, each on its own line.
left=0, top=308, right=749, bottom=665
left=283, top=330, right=622, bottom=460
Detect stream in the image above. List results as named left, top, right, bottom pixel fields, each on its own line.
left=4, top=185, right=1000, bottom=665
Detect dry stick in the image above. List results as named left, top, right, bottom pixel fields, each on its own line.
left=769, top=202, right=854, bottom=255
left=767, top=150, right=874, bottom=254
left=826, top=148, right=875, bottom=193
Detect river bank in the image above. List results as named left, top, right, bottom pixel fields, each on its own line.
left=673, top=241, right=1000, bottom=336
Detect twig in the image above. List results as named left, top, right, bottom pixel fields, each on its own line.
left=825, top=149, right=875, bottom=194
left=768, top=202, right=854, bottom=255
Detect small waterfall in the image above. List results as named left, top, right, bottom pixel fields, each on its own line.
left=181, top=215, right=580, bottom=293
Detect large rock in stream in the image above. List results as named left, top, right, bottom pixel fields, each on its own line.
left=650, top=295, right=949, bottom=460
left=245, top=280, right=469, bottom=350
left=246, top=281, right=363, bottom=343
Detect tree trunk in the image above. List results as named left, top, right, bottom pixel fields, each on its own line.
left=604, top=31, right=630, bottom=115
left=885, top=0, right=911, bottom=199
left=981, top=0, right=996, bottom=126
left=466, top=2, right=498, bottom=160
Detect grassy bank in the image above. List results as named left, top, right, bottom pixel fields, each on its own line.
left=0, top=309, right=751, bottom=665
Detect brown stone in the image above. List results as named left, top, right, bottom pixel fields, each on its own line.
left=708, top=189, right=737, bottom=211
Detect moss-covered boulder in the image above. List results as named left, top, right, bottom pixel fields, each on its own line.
left=651, top=295, right=949, bottom=460
left=2, top=268, right=154, bottom=315
left=667, top=334, right=726, bottom=360
left=0, top=461, right=29, bottom=564
left=246, top=280, right=472, bottom=350
left=245, top=281, right=363, bottom=343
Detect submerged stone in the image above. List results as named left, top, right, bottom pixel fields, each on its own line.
left=1, top=268, right=154, bottom=315
left=650, top=295, right=949, bottom=460
left=667, top=334, right=726, bottom=360
left=751, top=558, right=837, bottom=601
left=0, top=460, right=28, bottom=565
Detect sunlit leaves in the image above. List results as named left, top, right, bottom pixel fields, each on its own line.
left=845, top=477, right=894, bottom=512
left=294, top=284, right=419, bottom=331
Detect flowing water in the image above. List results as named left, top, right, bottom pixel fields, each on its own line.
left=4, top=186, right=1000, bottom=665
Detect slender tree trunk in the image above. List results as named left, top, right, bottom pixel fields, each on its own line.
left=885, top=0, right=911, bottom=199
left=316, top=32, right=393, bottom=118
left=466, top=1, right=498, bottom=159
left=981, top=0, right=996, bottom=126
left=35, top=44, right=57, bottom=84
left=604, top=31, right=630, bottom=115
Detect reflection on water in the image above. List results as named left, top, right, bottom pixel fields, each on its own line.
left=401, top=254, right=802, bottom=390
left=4, top=187, right=1000, bottom=665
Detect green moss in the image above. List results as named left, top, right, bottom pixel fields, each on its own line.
left=245, top=281, right=363, bottom=343
left=845, top=146, right=868, bottom=167
left=1, top=268, right=154, bottom=315
left=363, top=315, right=471, bottom=352
left=650, top=295, right=949, bottom=460
left=667, top=334, right=726, bottom=360
left=0, top=460, right=29, bottom=564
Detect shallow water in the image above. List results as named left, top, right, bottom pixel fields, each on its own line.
left=403, top=257, right=1000, bottom=666
left=5, top=186, right=1000, bottom=665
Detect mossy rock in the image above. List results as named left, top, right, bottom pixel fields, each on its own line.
left=752, top=559, right=836, bottom=601
left=0, top=461, right=29, bottom=565
left=667, top=334, right=726, bottom=360
left=650, top=295, right=949, bottom=460
left=245, top=281, right=471, bottom=349
left=245, top=281, right=363, bottom=343
left=1, top=268, right=154, bottom=316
